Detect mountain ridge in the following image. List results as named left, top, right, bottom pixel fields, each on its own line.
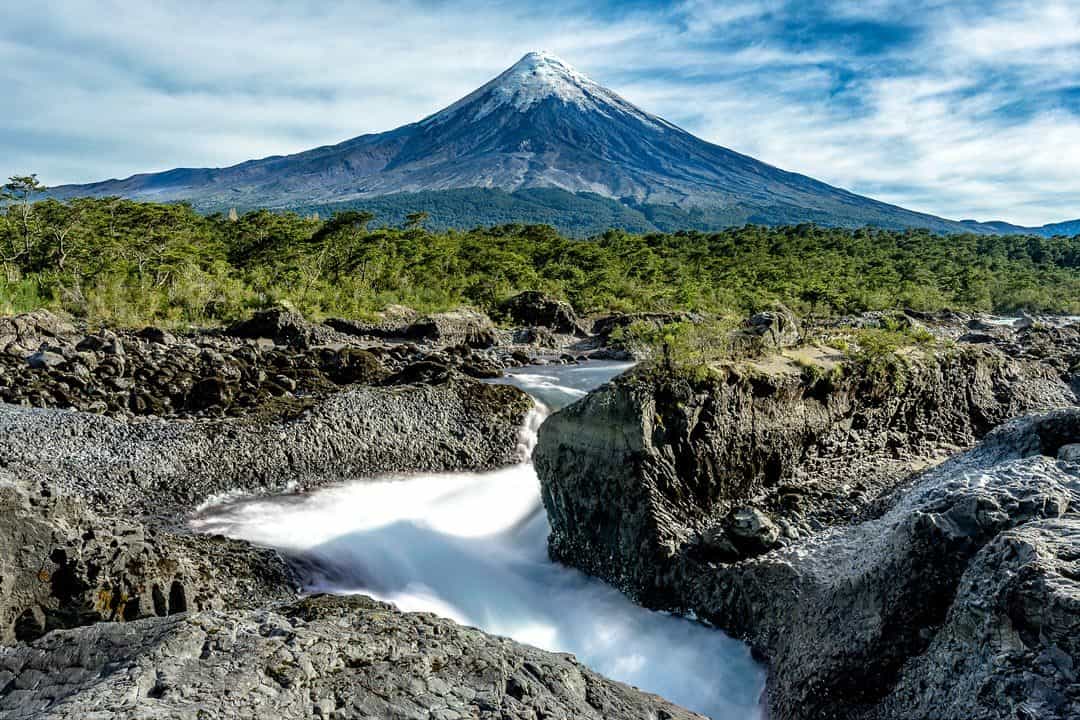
left=48, top=51, right=1077, bottom=237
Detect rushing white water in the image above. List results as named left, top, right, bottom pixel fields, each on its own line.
left=191, top=361, right=765, bottom=719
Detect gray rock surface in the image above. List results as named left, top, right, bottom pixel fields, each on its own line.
left=688, top=410, right=1080, bottom=720
left=0, top=594, right=706, bottom=720
left=535, top=343, right=1080, bottom=719
left=0, top=375, right=532, bottom=522
left=0, top=311, right=77, bottom=357
left=537, top=345, right=1074, bottom=605
left=741, top=304, right=801, bottom=350
left=499, top=292, right=588, bottom=336
left=226, top=307, right=339, bottom=349
left=406, top=309, right=497, bottom=348
left=875, top=516, right=1080, bottom=719
left=0, top=471, right=295, bottom=645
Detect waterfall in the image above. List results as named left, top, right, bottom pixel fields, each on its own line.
left=191, top=362, right=765, bottom=719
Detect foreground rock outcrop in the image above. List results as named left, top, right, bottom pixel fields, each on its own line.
left=537, top=345, right=1073, bottom=603
left=878, top=515, right=1080, bottom=719
left=0, top=367, right=533, bottom=660
left=535, top=343, right=1080, bottom=719
left=0, top=374, right=532, bottom=522
left=0, top=306, right=707, bottom=720
left=0, top=594, right=705, bottom=720
left=692, top=411, right=1080, bottom=720
left=0, top=474, right=295, bottom=645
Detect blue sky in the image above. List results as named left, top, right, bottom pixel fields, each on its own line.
left=2, top=0, right=1078, bottom=225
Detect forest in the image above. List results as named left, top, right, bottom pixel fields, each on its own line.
left=2, top=186, right=1078, bottom=327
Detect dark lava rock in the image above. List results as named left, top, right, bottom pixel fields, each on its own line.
left=26, top=351, right=65, bottom=370
left=136, top=326, right=177, bottom=345
left=588, top=348, right=634, bottom=361
left=729, top=507, right=781, bottom=554
left=0, top=473, right=295, bottom=645
left=500, top=291, right=588, bottom=336
left=538, top=344, right=1074, bottom=607
left=0, top=310, right=77, bottom=357
left=591, top=312, right=697, bottom=340
left=228, top=307, right=335, bottom=349
left=957, top=331, right=998, bottom=344
left=0, top=313, right=412, bottom=420
left=188, top=376, right=234, bottom=410
left=405, top=310, right=497, bottom=348
left=384, top=360, right=454, bottom=385
left=0, top=375, right=533, bottom=521
left=320, top=347, right=386, bottom=385
left=698, top=508, right=782, bottom=563
left=325, top=305, right=419, bottom=339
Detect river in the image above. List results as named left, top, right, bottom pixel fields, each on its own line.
left=191, top=361, right=765, bottom=719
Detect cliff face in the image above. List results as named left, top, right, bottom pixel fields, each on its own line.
left=536, top=346, right=1073, bottom=604
left=534, top=346, right=1080, bottom=719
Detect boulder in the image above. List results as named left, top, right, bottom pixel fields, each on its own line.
left=727, top=507, right=781, bottom=555
left=1058, top=443, right=1080, bottom=461
left=699, top=508, right=782, bottom=562
left=1015, top=312, right=1037, bottom=329
left=26, top=351, right=65, bottom=370
left=592, top=312, right=697, bottom=340
left=511, top=325, right=560, bottom=347
left=405, top=309, right=496, bottom=348
left=0, top=310, right=77, bottom=357
left=320, top=347, right=387, bottom=385
left=957, top=331, right=998, bottom=344
left=968, top=317, right=1003, bottom=332
left=876, top=516, right=1080, bottom=720
left=188, top=376, right=233, bottom=410
left=325, top=307, right=418, bottom=339
left=499, top=291, right=588, bottom=335
left=743, top=304, right=801, bottom=349
left=384, top=360, right=454, bottom=386
left=0, top=473, right=294, bottom=645
left=137, top=326, right=177, bottom=345
left=228, top=308, right=335, bottom=349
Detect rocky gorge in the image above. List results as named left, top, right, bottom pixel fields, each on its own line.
left=535, top=313, right=1080, bottom=719
left=0, top=299, right=1077, bottom=719
left=0, top=299, right=716, bottom=719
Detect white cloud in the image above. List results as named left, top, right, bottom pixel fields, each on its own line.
left=2, top=0, right=1079, bottom=226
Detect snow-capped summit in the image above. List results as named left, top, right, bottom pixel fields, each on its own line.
left=477, top=51, right=598, bottom=115
left=427, top=50, right=666, bottom=129
left=48, top=52, right=1015, bottom=234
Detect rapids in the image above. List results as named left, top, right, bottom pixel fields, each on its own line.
left=191, top=361, right=766, bottom=719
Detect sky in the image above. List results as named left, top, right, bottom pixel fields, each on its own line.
left=2, top=0, right=1079, bottom=226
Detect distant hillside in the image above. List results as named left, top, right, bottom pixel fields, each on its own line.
left=302, top=188, right=1079, bottom=238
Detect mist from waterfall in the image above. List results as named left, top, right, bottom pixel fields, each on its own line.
left=192, top=362, right=765, bottom=719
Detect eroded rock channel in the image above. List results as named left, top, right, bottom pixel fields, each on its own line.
left=191, top=361, right=766, bottom=719
left=0, top=304, right=1077, bottom=719
left=536, top=318, right=1080, bottom=719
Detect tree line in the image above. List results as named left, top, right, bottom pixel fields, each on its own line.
left=2, top=178, right=1079, bottom=326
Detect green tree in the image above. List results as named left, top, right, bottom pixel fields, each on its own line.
left=405, top=211, right=429, bottom=230
left=1, top=174, right=46, bottom=276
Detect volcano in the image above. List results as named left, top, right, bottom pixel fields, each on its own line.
left=48, top=52, right=1064, bottom=235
